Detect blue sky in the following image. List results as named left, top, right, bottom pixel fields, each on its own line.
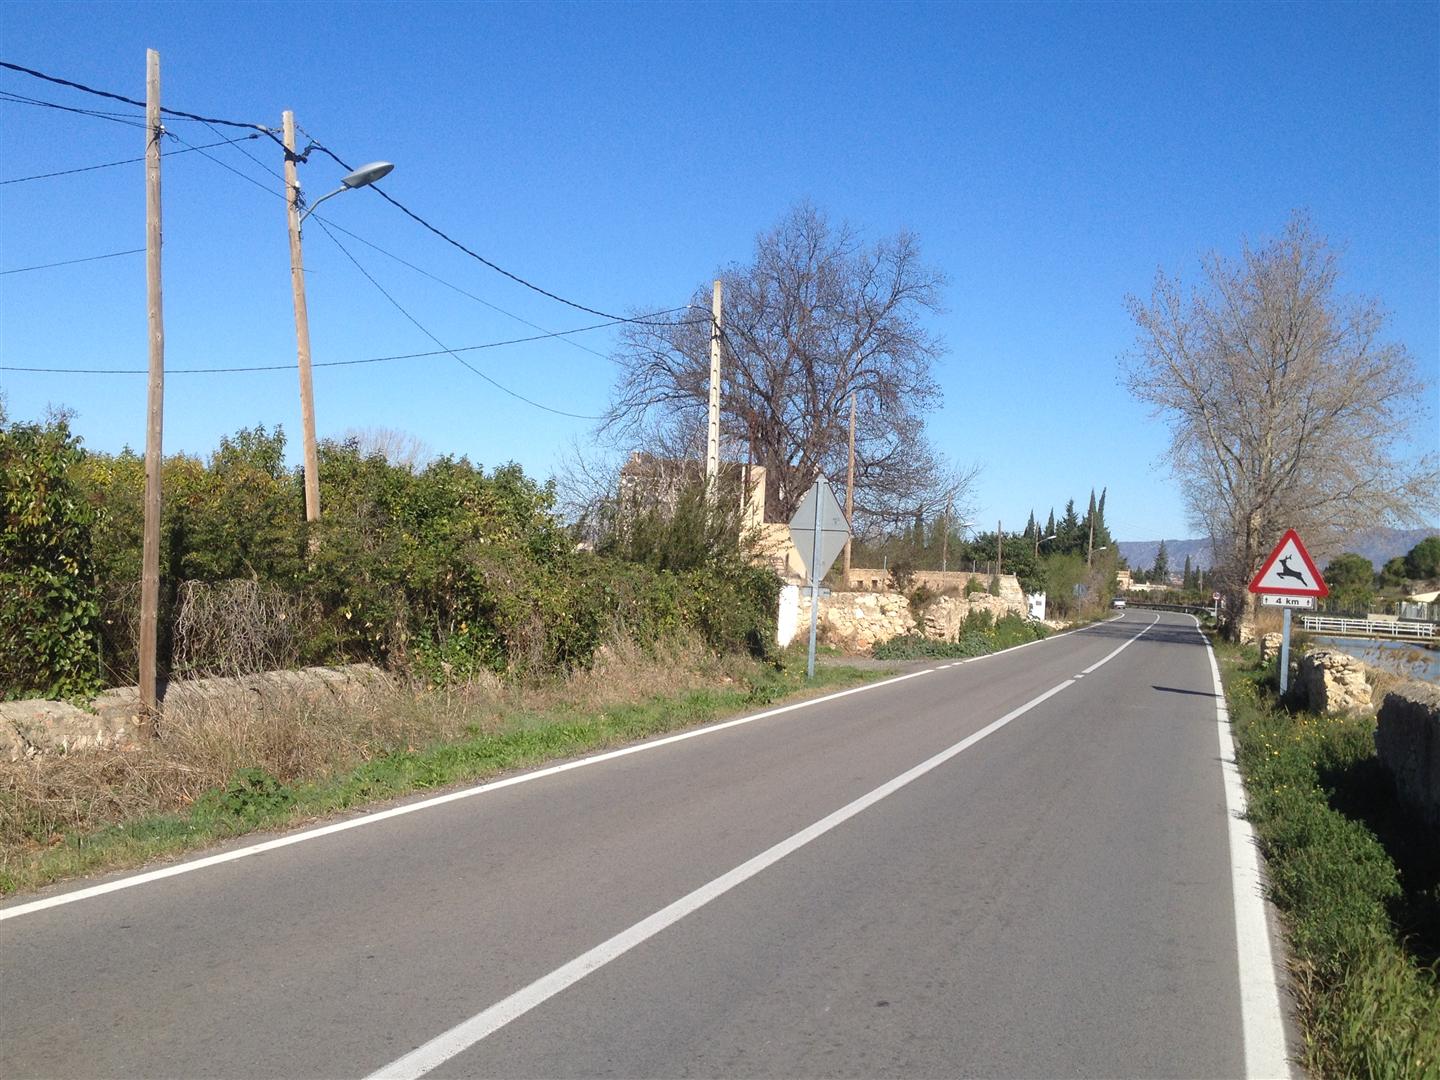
left=2, top=0, right=1436, bottom=543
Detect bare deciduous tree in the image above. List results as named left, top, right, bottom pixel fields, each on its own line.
left=1124, top=212, right=1437, bottom=625
left=340, top=426, right=432, bottom=472
left=602, top=203, right=964, bottom=532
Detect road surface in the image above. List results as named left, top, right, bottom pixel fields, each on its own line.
left=1, top=611, right=1291, bottom=1078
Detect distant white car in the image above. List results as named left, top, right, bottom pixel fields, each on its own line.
left=1112, top=597, right=1127, bottom=609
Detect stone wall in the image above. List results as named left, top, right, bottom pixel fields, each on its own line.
left=920, top=593, right=1026, bottom=641
left=1294, top=649, right=1374, bottom=715
left=1, top=664, right=387, bottom=762
left=844, top=568, right=1026, bottom=606
left=796, top=591, right=916, bottom=653
left=1374, top=682, right=1440, bottom=831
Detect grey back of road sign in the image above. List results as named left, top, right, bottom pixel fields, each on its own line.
left=788, top=477, right=850, bottom=581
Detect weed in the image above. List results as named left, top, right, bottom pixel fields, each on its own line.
left=1216, top=639, right=1440, bottom=1078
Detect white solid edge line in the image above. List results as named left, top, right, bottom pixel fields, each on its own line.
left=1192, top=614, right=1292, bottom=1080
left=369, top=615, right=1163, bottom=1080
left=0, top=667, right=933, bottom=922
left=365, top=679, right=1077, bottom=1080
left=0, top=609, right=1131, bottom=923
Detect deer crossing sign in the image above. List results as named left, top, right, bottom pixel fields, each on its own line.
left=1248, top=529, right=1329, bottom=598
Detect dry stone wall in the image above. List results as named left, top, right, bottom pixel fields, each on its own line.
left=1374, top=682, right=1440, bottom=831
left=1, top=664, right=386, bottom=761
left=796, top=591, right=916, bottom=653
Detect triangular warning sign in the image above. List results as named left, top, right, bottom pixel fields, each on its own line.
left=1248, top=529, right=1329, bottom=597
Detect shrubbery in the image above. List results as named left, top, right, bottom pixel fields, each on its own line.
left=872, top=611, right=1047, bottom=660
left=0, top=414, right=103, bottom=700
left=2, top=416, right=779, bottom=696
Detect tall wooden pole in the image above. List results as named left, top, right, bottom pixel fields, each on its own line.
left=843, top=392, right=855, bottom=577
left=284, top=110, right=321, bottom=523
left=705, top=280, right=722, bottom=493
left=138, top=48, right=165, bottom=730
left=996, top=519, right=1003, bottom=576
left=941, top=498, right=950, bottom=575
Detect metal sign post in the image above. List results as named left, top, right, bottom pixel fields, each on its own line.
left=788, top=476, right=851, bottom=679
left=806, top=487, right=824, bottom=678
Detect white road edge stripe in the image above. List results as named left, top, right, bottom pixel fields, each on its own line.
left=1080, top=612, right=1159, bottom=673
left=1192, top=615, right=1292, bottom=1080
left=0, top=613, right=1130, bottom=923
left=367, top=614, right=1161, bottom=1079
left=366, top=679, right=1077, bottom=1080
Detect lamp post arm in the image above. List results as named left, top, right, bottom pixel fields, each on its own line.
left=297, top=185, right=346, bottom=229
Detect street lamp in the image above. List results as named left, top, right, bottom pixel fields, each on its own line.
left=1035, top=531, right=1057, bottom=557
left=1088, top=543, right=1109, bottom=568
left=297, top=161, right=394, bottom=228
left=282, top=107, right=392, bottom=523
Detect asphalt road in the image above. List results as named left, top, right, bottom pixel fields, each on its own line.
left=1, top=611, right=1291, bottom=1079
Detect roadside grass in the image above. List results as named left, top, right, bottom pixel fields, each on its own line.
left=0, top=637, right=885, bottom=896
left=1214, top=639, right=1440, bottom=1079
left=872, top=613, right=1049, bottom=661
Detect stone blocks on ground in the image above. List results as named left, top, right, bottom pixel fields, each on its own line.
left=1295, top=650, right=1374, bottom=714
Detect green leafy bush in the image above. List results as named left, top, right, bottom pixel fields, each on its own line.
left=0, top=414, right=102, bottom=700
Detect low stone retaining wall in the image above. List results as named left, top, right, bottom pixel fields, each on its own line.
left=796, top=591, right=916, bottom=653
left=1, top=665, right=388, bottom=761
left=1374, top=682, right=1440, bottom=832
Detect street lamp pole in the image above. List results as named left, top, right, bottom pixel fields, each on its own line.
left=282, top=110, right=393, bottom=523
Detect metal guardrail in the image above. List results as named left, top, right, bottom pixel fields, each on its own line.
left=1300, top=615, right=1437, bottom=640
left=1124, top=601, right=1214, bottom=617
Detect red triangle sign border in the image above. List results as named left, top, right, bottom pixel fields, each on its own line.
left=1248, top=528, right=1330, bottom=597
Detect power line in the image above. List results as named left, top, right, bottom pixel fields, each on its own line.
left=297, top=126, right=709, bottom=331
left=0, top=321, right=637, bottom=375
left=1, top=134, right=262, bottom=184
left=0, top=60, right=288, bottom=152
left=0, top=89, right=146, bottom=128
left=164, top=127, right=286, bottom=200
left=312, top=216, right=603, bottom=420
left=316, top=217, right=621, bottom=361
left=1, top=248, right=145, bottom=275
left=2, top=61, right=708, bottom=337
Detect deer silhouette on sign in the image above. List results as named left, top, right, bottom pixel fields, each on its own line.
left=1276, top=555, right=1308, bottom=587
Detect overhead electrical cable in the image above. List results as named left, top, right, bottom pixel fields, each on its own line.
left=0, top=60, right=288, bottom=151
left=311, top=216, right=603, bottom=419
left=0, top=322, right=636, bottom=375
left=1, top=134, right=262, bottom=184
left=1, top=248, right=145, bottom=275
left=297, top=127, right=709, bottom=331
left=317, top=217, right=628, bottom=361
left=0, top=89, right=146, bottom=128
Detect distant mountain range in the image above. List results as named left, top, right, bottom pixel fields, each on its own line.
left=1117, top=527, right=1439, bottom=574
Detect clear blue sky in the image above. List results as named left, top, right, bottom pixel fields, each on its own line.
left=2, top=0, right=1436, bottom=543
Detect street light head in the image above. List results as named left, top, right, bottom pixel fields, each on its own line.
left=341, top=161, right=394, bottom=189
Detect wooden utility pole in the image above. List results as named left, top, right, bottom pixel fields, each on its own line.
left=1087, top=512, right=1096, bottom=568
left=705, top=280, right=722, bottom=494
left=997, top=519, right=1003, bottom=576
left=843, top=392, right=855, bottom=576
left=941, top=498, right=950, bottom=574
left=138, top=48, right=165, bottom=730
left=284, top=110, right=322, bottom=523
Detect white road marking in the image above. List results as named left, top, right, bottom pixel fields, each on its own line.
left=1, top=609, right=1140, bottom=923
left=368, top=615, right=1164, bottom=1079
left=1192, top=616, right=1292, bottom=1079
left=365, top=679, right=1077, bottom=1080
left=1080, top=613, right=1159, bottom=673
left=0, top=668, right=931, bottom=922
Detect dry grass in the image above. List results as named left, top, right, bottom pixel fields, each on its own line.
left=0, top=632, right=737, bottom=855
